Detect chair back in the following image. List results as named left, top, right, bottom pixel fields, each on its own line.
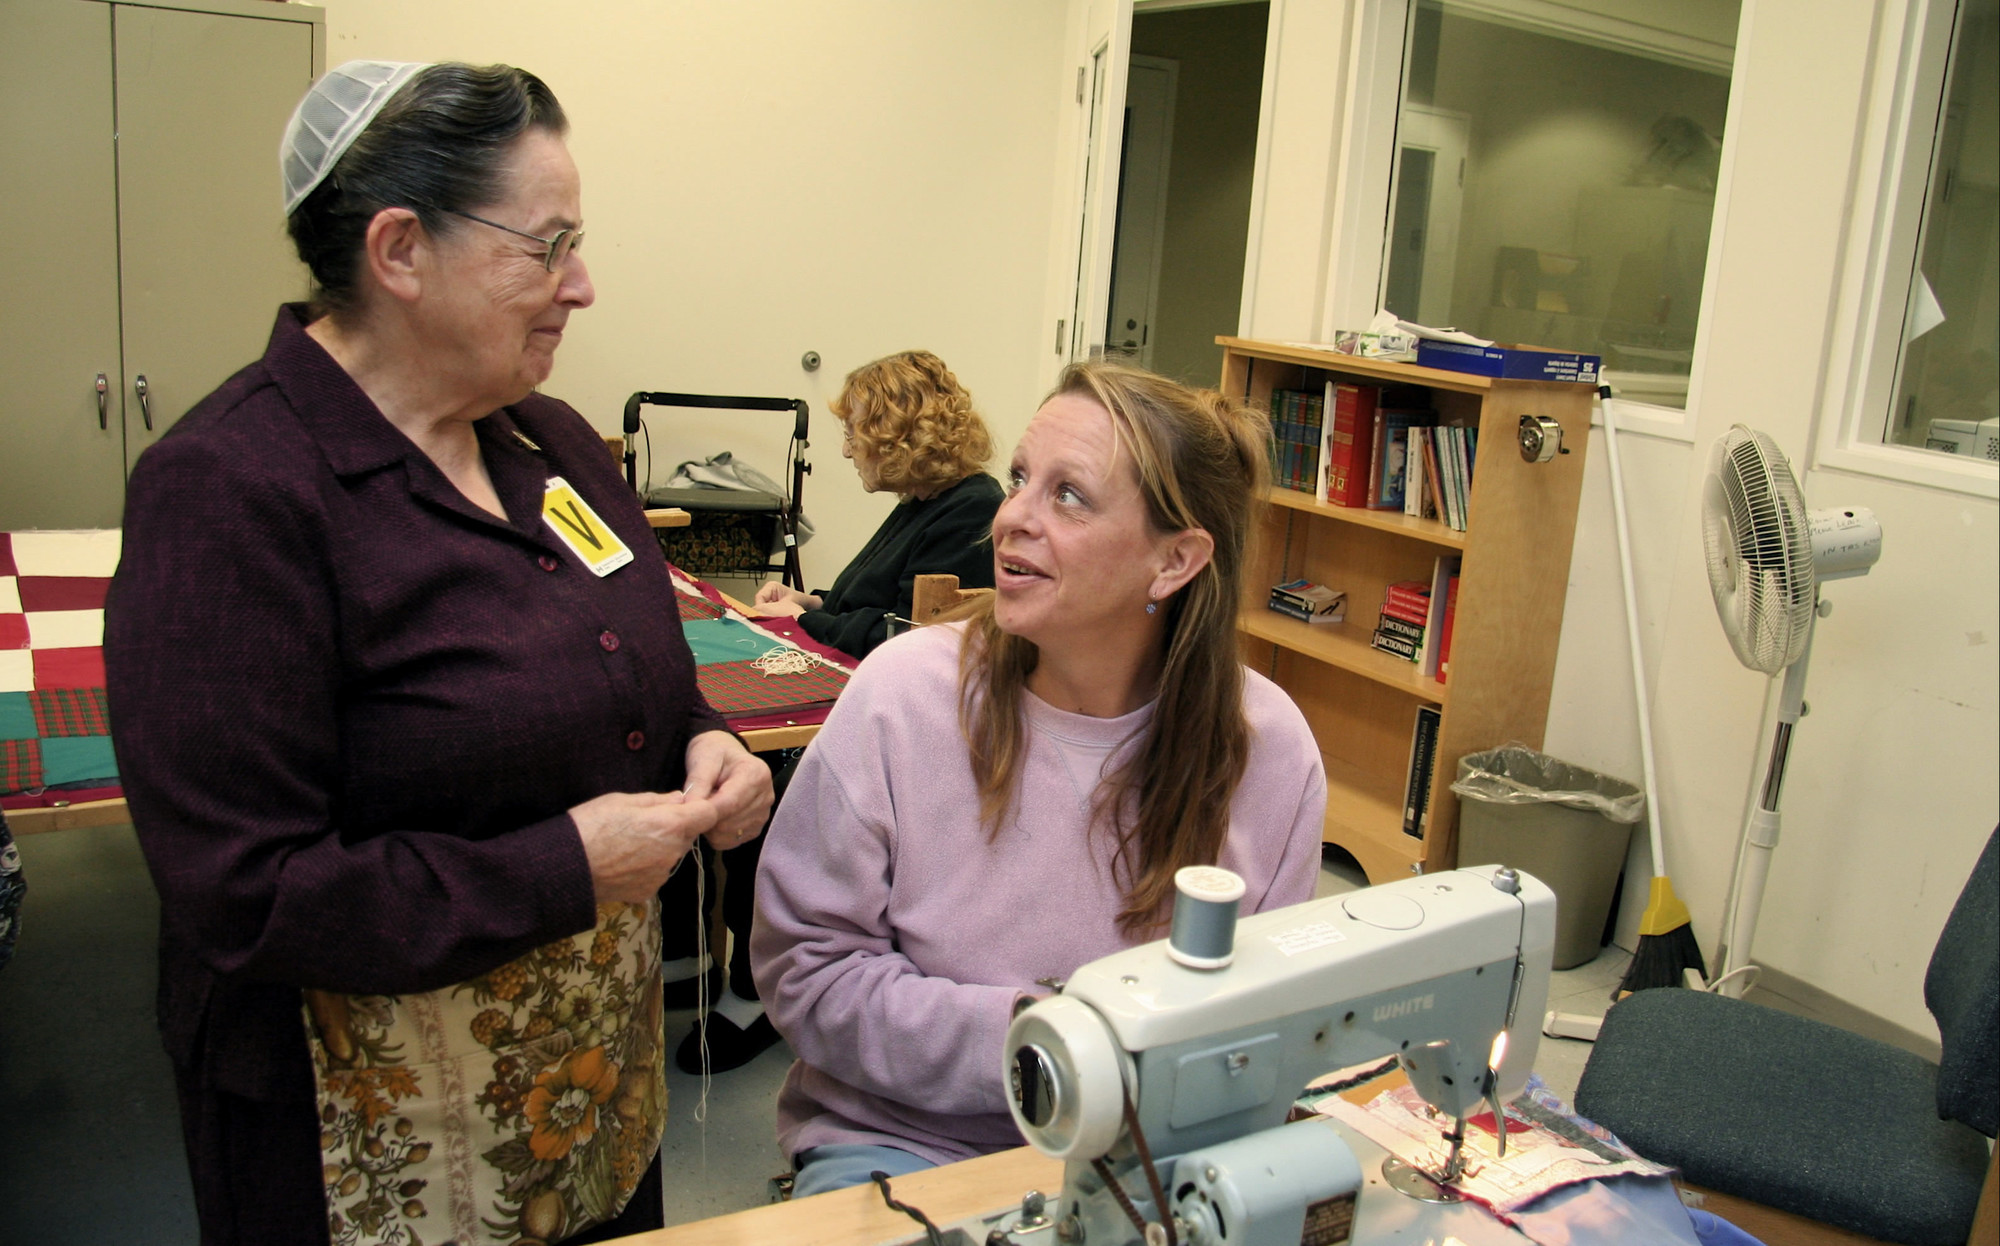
left=910, top=573, right=993, bottom=626
left=1925, top=826, right=1999, bottom=1137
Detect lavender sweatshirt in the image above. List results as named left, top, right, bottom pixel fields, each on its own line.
left=750, top=622, right=1328, bottom=1165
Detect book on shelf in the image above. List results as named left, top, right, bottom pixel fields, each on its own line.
left=1403, top=703, right=1443, bottom=838
left=1383, top=580, right=1432, bottom=620
left=1324, top=383, right=1379, bottom=507
left=1371, top=628, right=1420, bottom=661
left=1438, top=574, right=1460, bottom=684
left=1404, top=425, right=1431, bottom=519
left=1268, top=578, right=1346, bottom=624
left=1432, top=423, right=1482, bottom=532
left=1271, top=388, right=1326, bottom=495
left=1377, top=614, right=1425, bottom=642
left=1367, top=408, right=1435, bottom=511
left=1309, top=390, right=1333, bottom=500
left=1420, top=556, right=1461, bottom=678
left=1421, top=427, right=1447, bottom=522
left=1270, top=389, right=1321, bottom=494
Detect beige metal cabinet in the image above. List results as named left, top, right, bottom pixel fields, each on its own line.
left=0, top=0, right=322, bottom=530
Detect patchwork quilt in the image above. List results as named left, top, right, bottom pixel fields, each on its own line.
left=0, top=531, right=122, bottom=805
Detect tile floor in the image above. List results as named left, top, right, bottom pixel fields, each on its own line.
left=0, top=826, right=1636, bottom=1241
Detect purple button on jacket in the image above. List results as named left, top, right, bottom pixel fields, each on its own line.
left=104, top=304, right=726, bottom=1104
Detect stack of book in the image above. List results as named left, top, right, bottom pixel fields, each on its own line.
left=1404, top=424, right=1479, bottom=531
left=1371, top=580, right=1431, bottom=662
left=1269, top=388, right=1327, bottom=495
left=1320, top=382, right=1473, bottom=520
left=1370, top=557, right=1462, bottom=678
left=1267, top=578, right=1346, bottom=624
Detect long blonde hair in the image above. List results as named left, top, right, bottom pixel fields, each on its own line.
left=958, top=361, right=1270, bottom=934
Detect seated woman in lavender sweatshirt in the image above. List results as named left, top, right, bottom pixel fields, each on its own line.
left=751, top=360, right=1329, bottom=1197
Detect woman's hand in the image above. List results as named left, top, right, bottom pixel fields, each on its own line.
left=572, top=790, right=718, bottom=904
left=752, top=582, right=822, bottom=614
left=683, top=729, right=775, bottom=850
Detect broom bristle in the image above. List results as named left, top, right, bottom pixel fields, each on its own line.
left=1618, top=921, right=1707, bottom=995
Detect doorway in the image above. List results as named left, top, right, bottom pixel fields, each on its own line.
left=1110, top=1, right=1270, bottom=387
left=1381, top=104, right=1469, bottom=329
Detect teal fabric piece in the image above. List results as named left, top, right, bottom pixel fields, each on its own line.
left=0, top=694, right=34, bottom=742
left=681, top=617, right=784, bottom=665
left=39, top=736, right=118, bottom=785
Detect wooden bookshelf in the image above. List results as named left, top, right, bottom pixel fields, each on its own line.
left=1222, top=336, right=1594, bottom=882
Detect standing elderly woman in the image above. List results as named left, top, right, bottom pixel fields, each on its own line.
left=750, top=362, right=1327, bottom=1196
left=104, top=63, right=771, bottom=1246
left=751, top=349, right=1002, bottom=655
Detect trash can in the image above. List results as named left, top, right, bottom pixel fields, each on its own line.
left=1452, top=746, right=1643, bottom=970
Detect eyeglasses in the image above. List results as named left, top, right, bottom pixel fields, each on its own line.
left=443, top=207, right=583, bottom=272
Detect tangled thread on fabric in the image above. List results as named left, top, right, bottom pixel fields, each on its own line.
left=750, top=647, right=831, bottom=677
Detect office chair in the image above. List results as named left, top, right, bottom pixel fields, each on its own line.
left=1575, top=827, right=1998, bottom=1245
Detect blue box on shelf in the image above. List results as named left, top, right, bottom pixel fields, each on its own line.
left=1416, top=340, right=1600, bottom=384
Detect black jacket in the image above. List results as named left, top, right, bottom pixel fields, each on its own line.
left=798, top=473, right=1003, bottom=658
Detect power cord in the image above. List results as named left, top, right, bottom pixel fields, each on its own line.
left=871, top=1170, right=946, bottom=1246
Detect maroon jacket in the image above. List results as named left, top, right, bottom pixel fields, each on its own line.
left=105, top=305, right=725, bottom=1103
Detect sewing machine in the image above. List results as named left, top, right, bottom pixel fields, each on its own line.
left=985, top=864, right=1556, bottom=1246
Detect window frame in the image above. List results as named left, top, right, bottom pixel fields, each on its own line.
left=1815, top=0, right=1999, bottom=497
left=1320, top=0, right=1751, bottom=445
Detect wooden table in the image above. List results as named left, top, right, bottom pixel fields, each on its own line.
left=611, top=1067, right=1938, bottom=1246
left=620, top=1148, right=1061, bottom=1246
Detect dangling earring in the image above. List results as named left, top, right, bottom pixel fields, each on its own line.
left=1145, top=598, right=1158, bottom=615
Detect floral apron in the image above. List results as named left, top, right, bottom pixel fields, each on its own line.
left=302, top=900, right=667, bottom=1246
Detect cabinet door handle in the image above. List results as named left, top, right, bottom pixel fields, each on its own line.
left=95, top=373, right=109, bottom=430
left=135, top=374, right=153, bottom=431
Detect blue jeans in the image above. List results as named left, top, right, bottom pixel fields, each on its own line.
left=791, top=1143, right=936, bottom=1198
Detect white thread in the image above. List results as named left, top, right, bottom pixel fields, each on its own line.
left=750, top=647, right=825, bottom=676
left=692, top=847, right=712, bottom=1139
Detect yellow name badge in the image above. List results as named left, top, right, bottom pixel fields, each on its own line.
left=541, top=477, right=634, bottom=577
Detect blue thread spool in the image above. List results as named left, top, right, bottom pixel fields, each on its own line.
left=1168, top=866, right=1246, bottom=969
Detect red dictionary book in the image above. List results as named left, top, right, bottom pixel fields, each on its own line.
left=1325, top=383, right=1380, bottom=507
left=1384, top=581, right=1432, bottom=613
left=1438, top=575, right=1460, bottom=683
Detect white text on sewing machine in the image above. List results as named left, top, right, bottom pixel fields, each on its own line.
left=1372, top=993, right=1436, bottom=1022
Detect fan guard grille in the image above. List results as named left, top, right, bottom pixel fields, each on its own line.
left=1702, top=426, right=1815, bottom=673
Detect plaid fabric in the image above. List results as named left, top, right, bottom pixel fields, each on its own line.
left=30, top=688, right=109, bottom=738
left=0, top=741, right=39, bottom=794
left=676, top=588, right=725, bottom=621
left=695, top=657, right=848, bottom=719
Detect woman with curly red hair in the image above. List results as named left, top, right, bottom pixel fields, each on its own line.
left=752, top=350, right=1002, bottom=657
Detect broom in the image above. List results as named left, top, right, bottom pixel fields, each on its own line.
left=1600, top=396, right=1707, bottom=995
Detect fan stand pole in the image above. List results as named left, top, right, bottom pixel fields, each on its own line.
left=1714, top=611, right=1817, bottom=997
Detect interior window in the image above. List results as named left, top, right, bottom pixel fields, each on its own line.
left=1381, top=1, right=1740, bottom=410
left=1885, top=0, right=1998, bottom=458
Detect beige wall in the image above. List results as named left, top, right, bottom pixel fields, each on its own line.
left=317, top=0, right=1069, bottom=589
left=1252, top=0, right=1998, bottom=1036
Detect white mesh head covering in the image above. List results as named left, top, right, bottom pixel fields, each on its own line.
left=279, top=60, right=433, bottom=216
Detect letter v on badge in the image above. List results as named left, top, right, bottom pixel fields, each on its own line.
left=541, top=477, right=634, bottom=576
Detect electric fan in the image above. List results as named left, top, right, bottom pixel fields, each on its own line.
left=1700, top=425, right=1882, bottom=995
